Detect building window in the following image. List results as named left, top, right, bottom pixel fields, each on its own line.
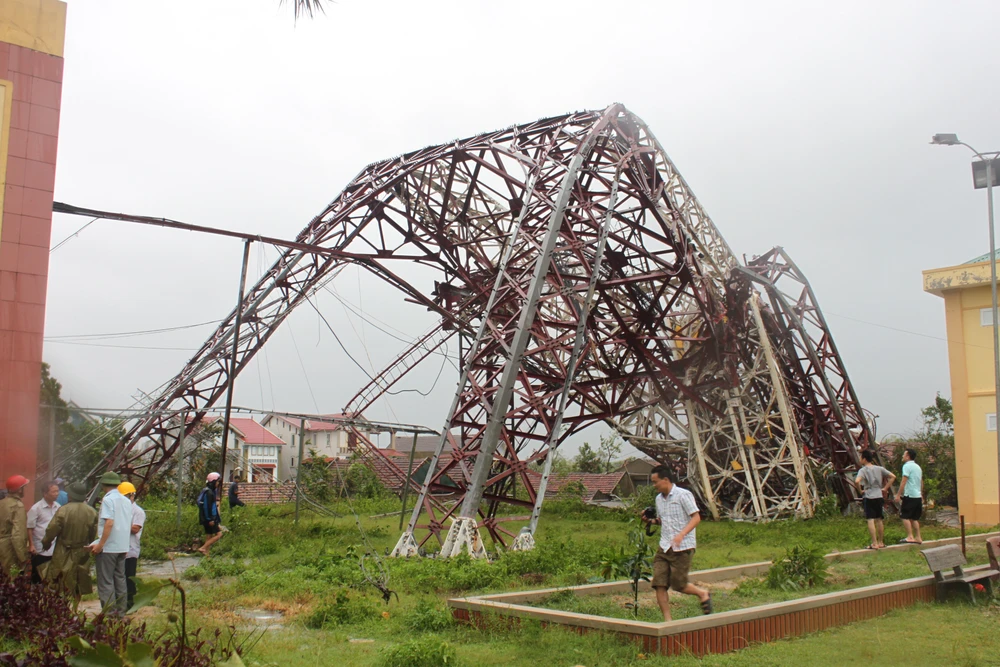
left=988, top=413, right=997, bottom=432
left=982, top=308, right=995, bottom=327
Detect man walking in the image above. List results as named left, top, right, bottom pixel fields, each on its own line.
left=197, top=472, right=224, bottom=557
left=895, top=448, right=924, bottom=545
left=90, top=471, right=132, bottom=613
left=26, top=480, right=61, bottom=583
left=43, top=482, right=98, bottom=609
left=228, top=473, right=246, bottom=509
left=640, top=465, right=712, bottom=621
left=855, top=449, right=896, bottom=549
left=118, top=482, right=145, bottom=610
left=0, top=475, right=30, bottom=577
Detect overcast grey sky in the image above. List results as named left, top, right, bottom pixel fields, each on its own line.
left=44, top=0, right=1000, bottom=456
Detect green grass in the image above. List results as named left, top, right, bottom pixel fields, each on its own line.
left=127, top=496, right=997, bottom=666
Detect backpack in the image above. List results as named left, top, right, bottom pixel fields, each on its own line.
left=196, top=488, right=211, bottom=523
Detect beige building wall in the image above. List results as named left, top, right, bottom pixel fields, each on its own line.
left=924, top=260, right=1000, bottom=524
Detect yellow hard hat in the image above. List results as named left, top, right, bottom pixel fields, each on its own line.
left=118, top=481, right=137, bottom=495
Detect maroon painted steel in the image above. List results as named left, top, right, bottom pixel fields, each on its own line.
left=79, top=104, right=872, bottom=541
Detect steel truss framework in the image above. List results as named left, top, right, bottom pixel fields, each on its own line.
left=95, top=105, right=874, bottom=553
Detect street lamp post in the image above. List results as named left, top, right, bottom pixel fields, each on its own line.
left=932, top=133, right=1000, bottom=526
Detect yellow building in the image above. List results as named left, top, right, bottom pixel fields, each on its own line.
left=923, top=255, right=1000, bottom=525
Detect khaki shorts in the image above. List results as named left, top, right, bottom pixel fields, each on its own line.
left=652, top=547, right=694, bottom=591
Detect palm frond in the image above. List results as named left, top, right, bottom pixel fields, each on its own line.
left=280, top=0, right=327, bottom=20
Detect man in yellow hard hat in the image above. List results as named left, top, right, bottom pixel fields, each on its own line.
left=118, top=481, right=145, bottom=610
left=0, top=475, right=30, bottom=577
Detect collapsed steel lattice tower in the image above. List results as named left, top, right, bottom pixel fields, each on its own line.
left=97, top=104, right=874, bottom=555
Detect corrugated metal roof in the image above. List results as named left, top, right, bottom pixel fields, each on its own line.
left=964, top=252, right=998, bottom=264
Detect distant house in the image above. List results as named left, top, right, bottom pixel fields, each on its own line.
left=66, top=401, right=97, bottom=429
left=616, top=457, right=659, bottom=488
left=526, top=471, right=635, bottom=503
left=222, top=418, right=285, bottom=483
left=262, top=413, right=375, bottom=482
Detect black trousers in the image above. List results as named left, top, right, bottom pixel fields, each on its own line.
left=30, top=554, right=51, bottom=584
left=125, top=557, right=138, bottom=609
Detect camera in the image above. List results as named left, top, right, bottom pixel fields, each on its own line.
left=641, top=506, right=657, bottom=536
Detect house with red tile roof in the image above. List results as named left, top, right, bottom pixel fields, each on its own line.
left=525, top=470, right=635, bottom=504
left=261, top=413, right=377, bottom=483
left=223, top=417, right=285, bottom=483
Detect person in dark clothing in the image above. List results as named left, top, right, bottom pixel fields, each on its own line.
left=197, top=473, right=223, bottom=557
left=228, top=474, right=246, bottom=509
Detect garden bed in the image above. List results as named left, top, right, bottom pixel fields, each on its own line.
left=448, top=532, right=998, bottom=657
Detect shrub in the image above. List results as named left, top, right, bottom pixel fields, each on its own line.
left=765, top=546, right=828, bottom=591
left=304, top=590, right=378, bottom=629
left=377, top=636, right=457, bottom=667
left=404, top=598, right=454, bottom=633
left=813, top=495, right=840, bottom=519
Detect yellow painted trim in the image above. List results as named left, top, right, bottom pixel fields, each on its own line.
left=923, top=262, right=999, bottom=296
left=943, top=292, right=976, bottom=519
left=0, top=0, right=66, bottom=58
left=0, top=78, right=11, bottom=243
left=968, top=390, right=998, bottom=398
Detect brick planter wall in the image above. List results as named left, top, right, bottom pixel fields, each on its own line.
left=449, top=532, right=998, bottom=658
left=452, top=580, right=936, bottom=657
left=234, top=482, right=295, bottom=505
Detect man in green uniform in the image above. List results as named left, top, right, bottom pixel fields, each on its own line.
left=42, top=482, right=98, bottom=609
left=0, top=475, right=30, bottom=577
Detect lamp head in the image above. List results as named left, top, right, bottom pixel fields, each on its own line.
left=931, top=133, right=961, bottom=146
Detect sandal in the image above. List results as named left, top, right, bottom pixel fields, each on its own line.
left=898, top=538, right=921, bottom=545
left=865, top=544, right=878, bottom=550
left=700, top=595, right=713, bottom=615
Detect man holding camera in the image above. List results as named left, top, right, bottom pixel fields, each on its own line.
left=641, top=465, right=712, bottom=621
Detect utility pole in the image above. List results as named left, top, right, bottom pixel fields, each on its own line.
left=398, top=433, right=419, bottom=531
left=219, top=240, right=252, bottom=487
left=48, top=407, right=56, bottom=480
left=176, top=413, right=186, bottom=528
left=295, top=418, right=306, bottom=524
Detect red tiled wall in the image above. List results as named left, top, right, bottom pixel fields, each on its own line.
left=0, top=41, right=62, bottom=496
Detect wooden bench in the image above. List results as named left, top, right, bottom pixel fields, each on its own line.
left=988, top=537, right=1000, bottom=584
left=921, top=544, right=999, bottom=602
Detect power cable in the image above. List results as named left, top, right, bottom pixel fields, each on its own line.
left=45, top=319, right=221, bottom=341
left=46, top=340, right=197, bottom=351
left=50, top=217, right=98, bottom=252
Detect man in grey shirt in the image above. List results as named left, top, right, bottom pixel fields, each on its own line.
left=854, top=449, right=896, bottom=549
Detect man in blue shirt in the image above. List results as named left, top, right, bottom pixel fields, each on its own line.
left=90, top=471, right=132, bottom=614
left=894, top=448, right=924, bottom=545
left=54, top=478, right=68, bottom=506
left=197, top=472, right=224, bottom=557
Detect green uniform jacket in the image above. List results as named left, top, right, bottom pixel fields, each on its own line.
left=42, top=501, right=98, bottom=596
left=0, top=495, right=29, bottom=576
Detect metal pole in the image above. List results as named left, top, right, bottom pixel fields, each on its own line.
left=219, top=240, right=252, bottom=490
left=295, top=418, right=306, bottom=524
left=48, top=407, right=56, bottom=478
left=399, top=433, right=419, bottom=531
left=986, top=159, right=1000, bottom=528
left=176, top=413, right=185, bottom=528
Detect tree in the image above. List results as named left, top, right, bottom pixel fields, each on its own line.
left=574, top=442, right=602, bottom=473
left=598, top=433, right=623, bottom=473
left=532, top=449, right=573, bottom=475
left=883, top=394, right=957, bottom=506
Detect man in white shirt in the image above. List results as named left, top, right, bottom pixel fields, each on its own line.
left=118, top=482, right=146, bottom=610
left=90, top=471, right=132, bottom=614
left=640, top=465, right=712, bottom=621
left=26, top=480, right=61, bottom=584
